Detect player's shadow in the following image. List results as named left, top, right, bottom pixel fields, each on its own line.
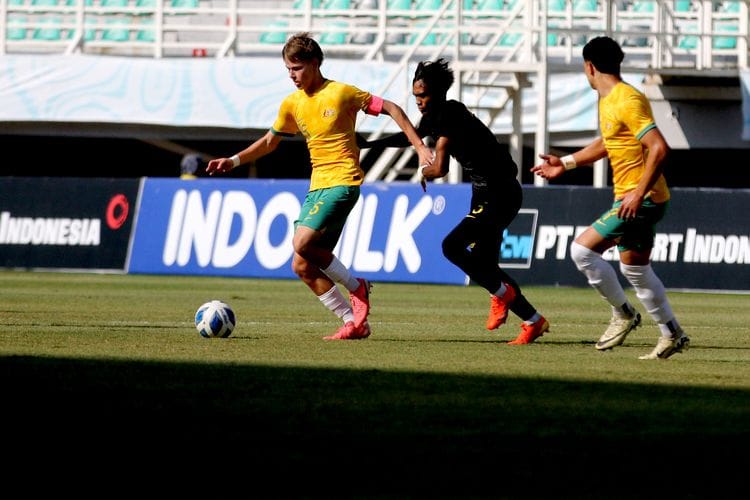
left=3, top=355, right=748, bottom=496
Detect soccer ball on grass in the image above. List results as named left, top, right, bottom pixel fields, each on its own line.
left=195, top=300, right=236, bottom=338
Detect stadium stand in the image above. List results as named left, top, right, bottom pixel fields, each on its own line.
left=0, top=0, right=749, bottom=186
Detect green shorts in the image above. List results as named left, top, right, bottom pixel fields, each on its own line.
left=592, top=198, right=668, bottom=252
left=295, top=185, right=360, bottom=250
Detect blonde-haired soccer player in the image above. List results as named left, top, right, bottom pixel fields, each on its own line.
left=207, top=32, right=433, bottom=340
left=531, top=36, right=689, bottom=359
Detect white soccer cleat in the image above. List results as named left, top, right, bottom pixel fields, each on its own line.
left=639, top=332, right=690, bottom=360
left=595, top=312, right=641, bottom=351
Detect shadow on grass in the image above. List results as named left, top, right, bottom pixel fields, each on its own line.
left=3, top=355, right=748, bottom=496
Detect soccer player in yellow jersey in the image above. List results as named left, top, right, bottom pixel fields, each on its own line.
left=531, top=36, right=689, bottom=360
left=207, top=33, right=433, bottom=340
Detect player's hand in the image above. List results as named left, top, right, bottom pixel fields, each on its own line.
left=530, top=154, right=565, bottom=180
left=416, top=146, right=434, bottom=170
left=206, top=158, right=233, bottom=176
left=617, top=191, right=644, bottom=220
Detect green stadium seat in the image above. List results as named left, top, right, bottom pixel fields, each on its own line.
left=293, top=0, right=323, bottom=8
left=136, top=16, right=155, bottom=42
left=573, top=0, right=597, bottom=12
left=674, top=0, right=692, bottom=12
left=721, top=1, right=740, bottom=13
left=171, top=0, right=199, bottom=8
left=260, top=20, right=288, bottom=44
left=408, top=20, right=439, bottom=45
left=102, top=18, right=130, bottom=42
left=713, top=23, right=738, bottom=49
left=33, top=16, right=65, bottom=41
left=476, top=0, right=503, bottom=13
left=6, top=15, right=28, bottom=41
left=319, top=20, right=349, bottom=45
left=30, top=0, right=59, bottom=8
left=415, top=0, right=440, bottom=12
left=632, top=1, right=656, bottom=13
left=387, top=0, right=412, bottom=17
left=322, top=0, right=351, bottom=9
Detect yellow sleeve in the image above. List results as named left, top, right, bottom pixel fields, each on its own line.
left=271, top=94, right=299, bottom=136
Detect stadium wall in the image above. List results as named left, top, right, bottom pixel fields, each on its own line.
left=2, top=177, right=748, bottom=292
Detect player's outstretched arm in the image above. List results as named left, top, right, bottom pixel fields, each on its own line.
left=531, top=154, right=567, bottom=180
left=206, top=131, right=282, bottom=175
left=380, top=100, right=433, bottom=168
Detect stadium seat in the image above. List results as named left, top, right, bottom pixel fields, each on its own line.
left=632, top=1, right=656, bottom=13
left=713, top=23, right=738, bottom=49
left=322, top=0, right=351, bottom=9
left=387, top=0, right=412, bottom=17
left=573, top=0, right=598, bottom=12
left=476, top=0, right=503, bottom=13
left=171, top=0, right=199, bottom=8
left=674, top=0, right=692, bottom=12
left=293, top=0, right=323, bottom=8
left=136, top=16, right=155, bottom=42
left=30, top=0, right=59, bottom=8
left=414, top=0, right=441, bottom=15
left=102, top=18, right=131, bottom=42
left=33, top=16, right=65, bottom=41
left=259, top=20, right=288, bottom=44
left=319, top=20, right=349, bottom=44
left=408, top=20, right=439, bottom=45
left=677, top=25, right=698, bottom=49
left=6, top=15, right=28, bottom=41
left=721, top=1, right=740, bottom=13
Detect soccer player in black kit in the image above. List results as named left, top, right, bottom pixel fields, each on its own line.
left=360, top=58, right=549, bottom=344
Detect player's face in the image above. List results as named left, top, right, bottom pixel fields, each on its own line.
left=412, top=79, right=433, bottom=114
left=285, top=57, right=318, bottom=91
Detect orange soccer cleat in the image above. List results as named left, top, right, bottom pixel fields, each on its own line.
left=507, top=316, right=549, bottom=345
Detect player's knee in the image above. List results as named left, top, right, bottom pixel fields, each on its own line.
left=570, top=241, right=596, bottom=270
left=291, top=255, right=310, bottom=278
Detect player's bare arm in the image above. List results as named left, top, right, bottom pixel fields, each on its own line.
left=531, top=138, right=608, bottom=179
left=206, top=131, right=282, bottom=175
left=380, top=99, right=433, bottom=168
left=418, top=136, right=448, bottom=192
left=617, top=128, right=670, bottom=219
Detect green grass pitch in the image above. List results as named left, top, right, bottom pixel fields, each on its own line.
left=1, top=270, right=748, bottom=496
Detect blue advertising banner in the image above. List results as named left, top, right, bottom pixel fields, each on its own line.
left=128, top=178, right=472, bottom=284
left=129, top=179, right=750, bottom=292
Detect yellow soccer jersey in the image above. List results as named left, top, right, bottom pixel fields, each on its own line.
left=599, top=82, right=670, bottom=203
left=271, top=80, right=375, bottom=191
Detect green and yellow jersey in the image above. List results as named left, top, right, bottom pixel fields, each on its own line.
left=272, top=79, right=380, bottom=191
left=599, top=82, right=670, bottom=203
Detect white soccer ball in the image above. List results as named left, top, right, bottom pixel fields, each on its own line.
left=194, top=300, right=236, bottom=338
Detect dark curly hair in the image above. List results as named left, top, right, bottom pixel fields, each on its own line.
left=413, top=58, right=454, bottom=98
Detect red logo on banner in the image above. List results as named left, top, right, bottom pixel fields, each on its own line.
left=106, top=194, right=129, bottom=230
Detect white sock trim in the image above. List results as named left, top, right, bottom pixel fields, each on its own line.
left=322, top=256, right=359, bottom=291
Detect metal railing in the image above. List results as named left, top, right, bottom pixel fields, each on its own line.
left=2, top=1, right=747, bottom=72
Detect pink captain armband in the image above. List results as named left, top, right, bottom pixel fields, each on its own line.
left=366, top=95, right=384, bottom=115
